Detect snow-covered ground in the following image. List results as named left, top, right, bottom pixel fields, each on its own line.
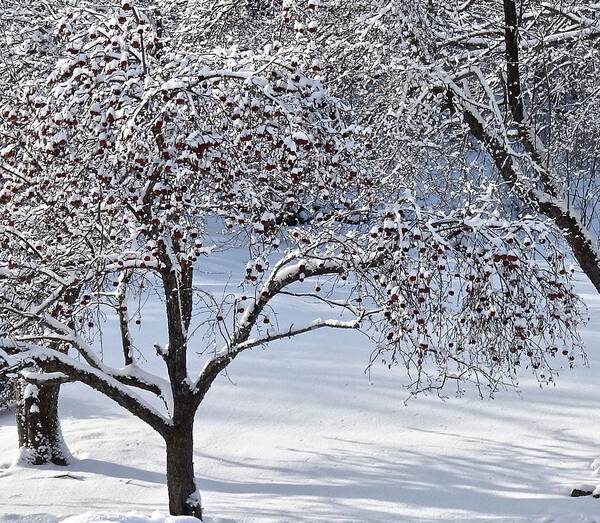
left=1, top=270, right=600, bottom=522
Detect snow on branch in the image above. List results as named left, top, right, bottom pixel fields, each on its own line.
left=0, top=339, right=171, bottom=432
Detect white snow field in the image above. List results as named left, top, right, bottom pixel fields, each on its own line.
left=1, top=270, right=599, bottom=522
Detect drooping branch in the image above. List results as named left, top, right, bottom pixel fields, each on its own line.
left=0, top=341, right=171, bottom=435
left=3, top=306, right=172, bottom=402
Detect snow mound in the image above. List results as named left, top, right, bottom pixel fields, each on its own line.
left=61, top=513, right=200, bottom=523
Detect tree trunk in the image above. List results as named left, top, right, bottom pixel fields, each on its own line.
left=165, top=419, right=202, bottom=519
left=16, top=380, right=70, bottom=466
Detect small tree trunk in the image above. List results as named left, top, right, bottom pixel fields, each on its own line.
left=16, top=380, right=70, bottom=466
left=165, top=418, right=202, bottom=519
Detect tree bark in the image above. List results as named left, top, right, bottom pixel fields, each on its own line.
left=16, top=380, right=70, bottom=466
left=165, top=418, right=202, bottom=519
left=503, top=0, right=524, bottom=123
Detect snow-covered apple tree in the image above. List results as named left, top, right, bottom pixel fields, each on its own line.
left=0, top=0, right=76, bottom=465
left=0, top=1, right=586, bottom=519
left=184, top=0, right=600, bottom=496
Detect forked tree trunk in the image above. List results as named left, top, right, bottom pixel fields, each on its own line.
left=165, top=418, right=202, bottom=519
left=16, top=380, right=70, bottom=466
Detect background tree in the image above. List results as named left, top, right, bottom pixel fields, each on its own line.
left=181, top=1, right=600, bottom=294
left=409, top=0, right=600, bottom=294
